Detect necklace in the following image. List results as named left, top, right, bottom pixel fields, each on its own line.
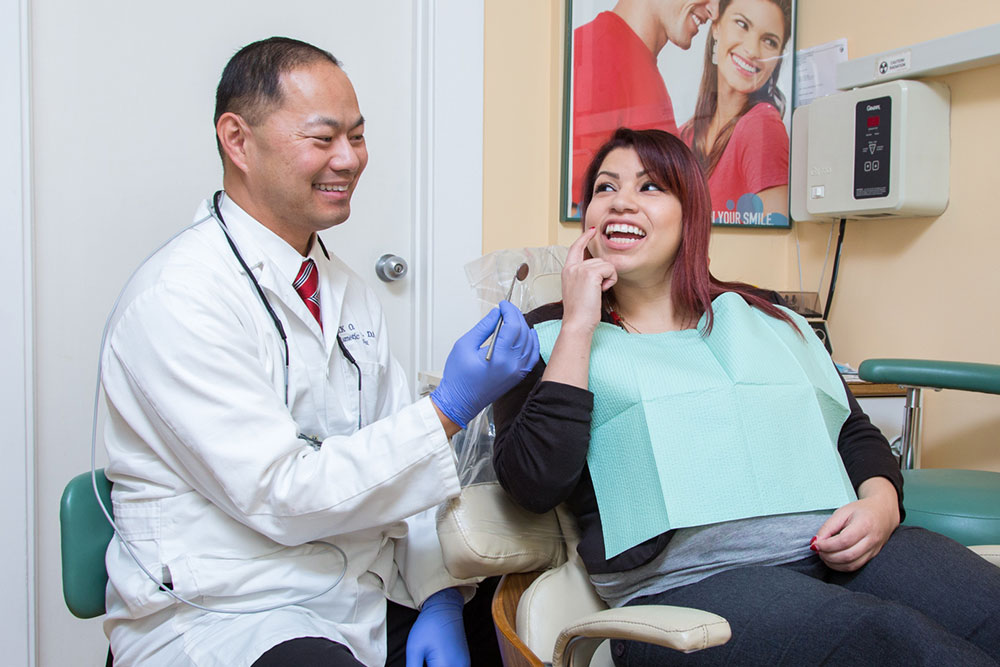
left=607, top=307, right=641, bottom=334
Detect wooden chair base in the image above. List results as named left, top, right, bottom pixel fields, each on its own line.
left=492, top=572, right=544, bottom=667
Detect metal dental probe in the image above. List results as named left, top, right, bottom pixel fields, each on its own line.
left=485, top=262, right=529, bottom=361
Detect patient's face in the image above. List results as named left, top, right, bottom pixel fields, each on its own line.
left=584, top=147, right=684, bottom=285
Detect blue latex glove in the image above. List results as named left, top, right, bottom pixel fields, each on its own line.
left=431, top=301, right=540, bottom=428
left=406, top=588, right=470, bottom=667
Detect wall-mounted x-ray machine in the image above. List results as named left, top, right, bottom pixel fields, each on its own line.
left=790, top=79, right=950, bottom=221
left=790, top=21, right=1000, bottom=222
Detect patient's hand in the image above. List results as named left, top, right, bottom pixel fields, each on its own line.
left=560, top=226, right=616, bottom=333
left=812, top=476, right=900, bottom=572
left=541, top=226, right=617, bottom=390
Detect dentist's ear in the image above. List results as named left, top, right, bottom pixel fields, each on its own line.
left=217, top=112, right=254, bottom=175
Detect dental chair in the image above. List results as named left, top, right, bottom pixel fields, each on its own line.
left=858, top=359, right=1000, bottom=546
left=437, top=482, right=731, bottom=667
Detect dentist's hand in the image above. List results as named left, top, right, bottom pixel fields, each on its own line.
left=431, top=301, right=540, bottom=428
left=405, top=588, right=470, bottom=667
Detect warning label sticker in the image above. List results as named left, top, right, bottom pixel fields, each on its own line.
left=875, top=51, right=911, bottom=78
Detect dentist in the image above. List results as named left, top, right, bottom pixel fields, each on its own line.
left=100, top=37, right=537, bottom=666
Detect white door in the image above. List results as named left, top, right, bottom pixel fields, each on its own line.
left=1, top=1, right=32, bottom=665
left=26, top=1, right=482, bottom=665
left=318, top=4, right=426, bottom=378
left=335, top=1, right=485, bottom=384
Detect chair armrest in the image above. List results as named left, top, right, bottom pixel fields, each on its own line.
left=552, top=606, right=731, bottom=667
left=858, top=359, right=1000, bottom=395
left=969, top=545, right=1000, bottom=568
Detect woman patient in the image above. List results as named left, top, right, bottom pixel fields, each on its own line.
left=492, top=128, right=1000, bottom=665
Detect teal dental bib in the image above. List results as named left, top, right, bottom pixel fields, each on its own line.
left=535, top=292, right=856, bottom=558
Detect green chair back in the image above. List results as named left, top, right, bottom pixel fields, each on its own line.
left=859, top=358, right=1000, bottom=546
left=60, top=469, right=113, bottom=619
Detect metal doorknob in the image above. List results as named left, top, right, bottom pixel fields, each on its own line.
left=375, top=254, right=408, bottom=282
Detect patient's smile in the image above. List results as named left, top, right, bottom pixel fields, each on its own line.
left=604, top=222, right=647, bottom=246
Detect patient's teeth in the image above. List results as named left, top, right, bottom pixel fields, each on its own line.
left=605, top=223, right=646, bottom=237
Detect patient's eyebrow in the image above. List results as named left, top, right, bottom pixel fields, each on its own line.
left=595, top=169, right=647, bottom=179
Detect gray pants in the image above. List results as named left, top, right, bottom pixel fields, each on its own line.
left=613, top=526, right=1000, bottom=666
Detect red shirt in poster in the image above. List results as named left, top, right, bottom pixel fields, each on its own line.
left=706, top=102, right=789, bottom=224
left=573, top=12, right=678, bottom=205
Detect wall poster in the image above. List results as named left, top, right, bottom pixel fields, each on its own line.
left=562, top=0, right=796, bottom=228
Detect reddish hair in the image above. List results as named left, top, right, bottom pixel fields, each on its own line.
left=578, top=127, right=796, bottom=334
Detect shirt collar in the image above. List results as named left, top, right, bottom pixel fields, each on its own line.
left=217, top=192, right=323, bottom=284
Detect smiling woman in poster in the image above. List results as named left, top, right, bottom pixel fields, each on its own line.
left=682, top=0, right=791, bottom=227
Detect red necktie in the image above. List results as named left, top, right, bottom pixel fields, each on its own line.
left=293, top=259, right=322, bottom=330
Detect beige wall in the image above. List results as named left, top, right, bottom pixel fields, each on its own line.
left=483, top=0, right=1000, bottom=471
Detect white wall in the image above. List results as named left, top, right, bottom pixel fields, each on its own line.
left=28, top=1, right=483, bottom=664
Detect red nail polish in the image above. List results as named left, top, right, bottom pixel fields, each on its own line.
left=810, top=544, right=818, bottom=552
left=810, top=536, right=816, bottom=545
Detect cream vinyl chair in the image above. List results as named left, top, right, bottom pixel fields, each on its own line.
left=437, top=482, right=731, bottom=667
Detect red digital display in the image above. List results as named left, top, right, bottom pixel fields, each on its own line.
left=867, top=116, right=880, bottom=128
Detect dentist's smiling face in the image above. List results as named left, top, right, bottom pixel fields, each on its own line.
left=585, top=147, right=684, bottom=285
left=712, top=0, right=786, bottom=98
left=660, top=0, right=720, bottom=50
left=243, top=60, right=368, bottom=246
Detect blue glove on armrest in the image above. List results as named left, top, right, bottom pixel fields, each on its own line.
left=431, top=301, right=540, bottom=428
left=405, top=587, right=470, bottom=667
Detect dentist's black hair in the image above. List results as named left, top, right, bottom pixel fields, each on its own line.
left=214, top=37, right=340, bottom=159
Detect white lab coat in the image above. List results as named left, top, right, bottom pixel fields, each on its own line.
left=101, top=195, right=468, bottom=666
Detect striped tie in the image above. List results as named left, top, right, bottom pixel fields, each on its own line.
left=293, top=259, right=322, bottom=330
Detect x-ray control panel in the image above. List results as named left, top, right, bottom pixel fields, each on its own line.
left=854, top=96, right=891, bottom=200
left=790, top=80, right=949, bottom=220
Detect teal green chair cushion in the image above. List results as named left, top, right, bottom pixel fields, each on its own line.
left=60, top=469, right=113, bottom=619
left=902, top=469, right=1000, bottom=546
